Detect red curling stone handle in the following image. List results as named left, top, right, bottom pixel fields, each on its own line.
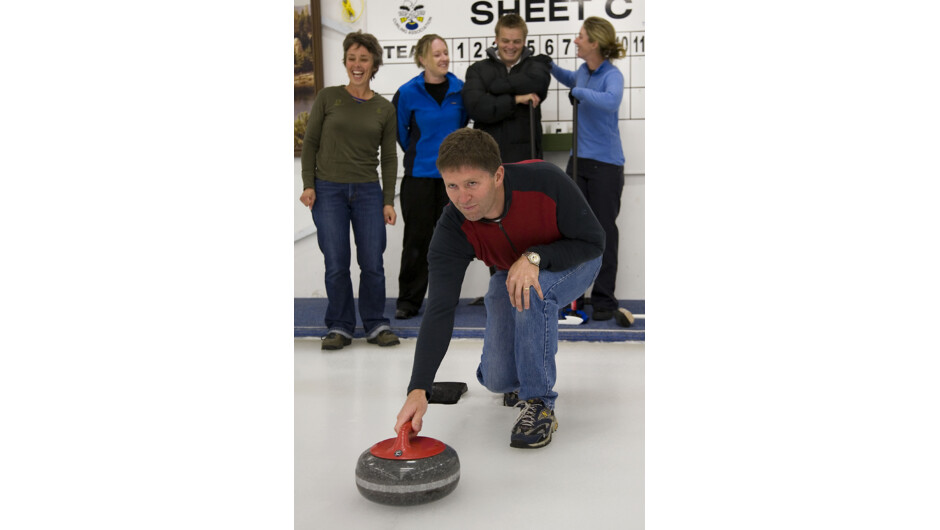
left=369, top=421, right=447, bottom=460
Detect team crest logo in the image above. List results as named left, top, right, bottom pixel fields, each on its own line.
left=393, top=1, right=432, bottom=34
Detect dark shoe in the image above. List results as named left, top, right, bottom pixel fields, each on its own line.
left=592, top=309, right=615, bottom=321
left=367, top=329, right=400, bottom=347
left=395, top=308, right=417, bottom=319
left=510, top=399, right=558, bottom=448
left=321, top=332, right=351, bottom=350
left=614, top=308, right=635, bottom=327
left=469, top=296, right=485, bottom=306
left=503, top=391, right=520, bottom=406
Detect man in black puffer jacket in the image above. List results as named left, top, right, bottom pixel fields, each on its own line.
left=463, top=14, right=552, bottom=163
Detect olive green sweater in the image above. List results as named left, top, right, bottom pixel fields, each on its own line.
left=301, top=86, right=398, bottom=205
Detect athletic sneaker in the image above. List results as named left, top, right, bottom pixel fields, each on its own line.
left=503, top=391, right=520, bottom=406
left=321, top=332, right=352, bottom=350
left=510, top=399, right=558, bottom=448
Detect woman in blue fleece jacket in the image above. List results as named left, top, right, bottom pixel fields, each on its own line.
left=391, top=34, right=469, bottom=319
left=550, top=17, right=628, bottom=322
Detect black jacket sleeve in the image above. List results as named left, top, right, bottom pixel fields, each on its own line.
left=462, top=61, right=517, bottom=125
left=406, top=209, right=476, bottom=396
left=511, top=55, right=552, bottom=100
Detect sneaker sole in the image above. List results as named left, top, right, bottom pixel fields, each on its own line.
left=510, top=420, right=559, bottom=449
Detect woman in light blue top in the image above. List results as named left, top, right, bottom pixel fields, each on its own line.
left=551, top=17, right=628, bottom=321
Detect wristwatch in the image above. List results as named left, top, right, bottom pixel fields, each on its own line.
left=523, top=251, right=541, bottom=267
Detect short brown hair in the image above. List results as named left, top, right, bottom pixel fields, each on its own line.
left=495, top=13, right=527, bottom=40
left=436, top=128, right=502, bottom=174
left=413, top=34, right=446, bottom=68
left=342, top=31, right=383, bottom=79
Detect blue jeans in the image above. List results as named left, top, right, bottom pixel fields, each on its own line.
left=311, top=180, right=390, bottom=338
left=475, top=255, right=602, bottom=409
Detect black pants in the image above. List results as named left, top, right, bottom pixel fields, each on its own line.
left=566, top=156, right=625, bottom=312
left=397, top=176, right=449, bottom=312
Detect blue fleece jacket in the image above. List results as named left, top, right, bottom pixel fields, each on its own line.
left=392, top=72, right=469, bottom=179
left=551, top=60, right=625, bottom=166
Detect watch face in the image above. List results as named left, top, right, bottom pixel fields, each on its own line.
left=527, top=252, right=540, bottom=265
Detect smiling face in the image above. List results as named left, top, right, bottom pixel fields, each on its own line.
left=441, top=165, right=505, bottom=221
left=574, top=25, right=599, bottom=60
left=345, top=43, right=375, bottom=89
left=420, top=38, right=450, bottom=80
left=496, top=27, right=525, bottom=67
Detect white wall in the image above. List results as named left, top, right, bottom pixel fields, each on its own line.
left=294, top=3, right=644, bottom=300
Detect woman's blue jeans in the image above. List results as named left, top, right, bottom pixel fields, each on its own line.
left=311, top=180, right=390, bottom=338
left=476, top=255, right=602, bottom=409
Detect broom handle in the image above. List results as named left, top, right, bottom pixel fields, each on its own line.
left=572, top=96, right=578, bottom=184
left=529, top=100, right=536, bottom=159
left=571, top=96, right=579, bottom=312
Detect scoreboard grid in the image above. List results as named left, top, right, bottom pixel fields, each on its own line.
left=376, top=30, right=644, bottom=135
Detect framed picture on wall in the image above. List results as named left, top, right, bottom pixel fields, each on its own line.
left=294, top=0, right=317, bottom=157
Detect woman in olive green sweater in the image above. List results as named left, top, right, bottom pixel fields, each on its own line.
left=300, top=31, right=400, bottom=350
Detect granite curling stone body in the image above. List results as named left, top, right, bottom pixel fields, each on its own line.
left=355, top=421, right=460, bottom=505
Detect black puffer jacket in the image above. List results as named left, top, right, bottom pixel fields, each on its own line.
left=462, top=47, right=552, bottom=163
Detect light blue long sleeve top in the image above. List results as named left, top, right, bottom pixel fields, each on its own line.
left=551, top=60, right=625, bottom=166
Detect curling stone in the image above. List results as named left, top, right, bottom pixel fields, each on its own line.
left=355, top=421, right=460, bottom=506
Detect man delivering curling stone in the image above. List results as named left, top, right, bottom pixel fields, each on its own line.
left=394, top=128, right=604, bottom=448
